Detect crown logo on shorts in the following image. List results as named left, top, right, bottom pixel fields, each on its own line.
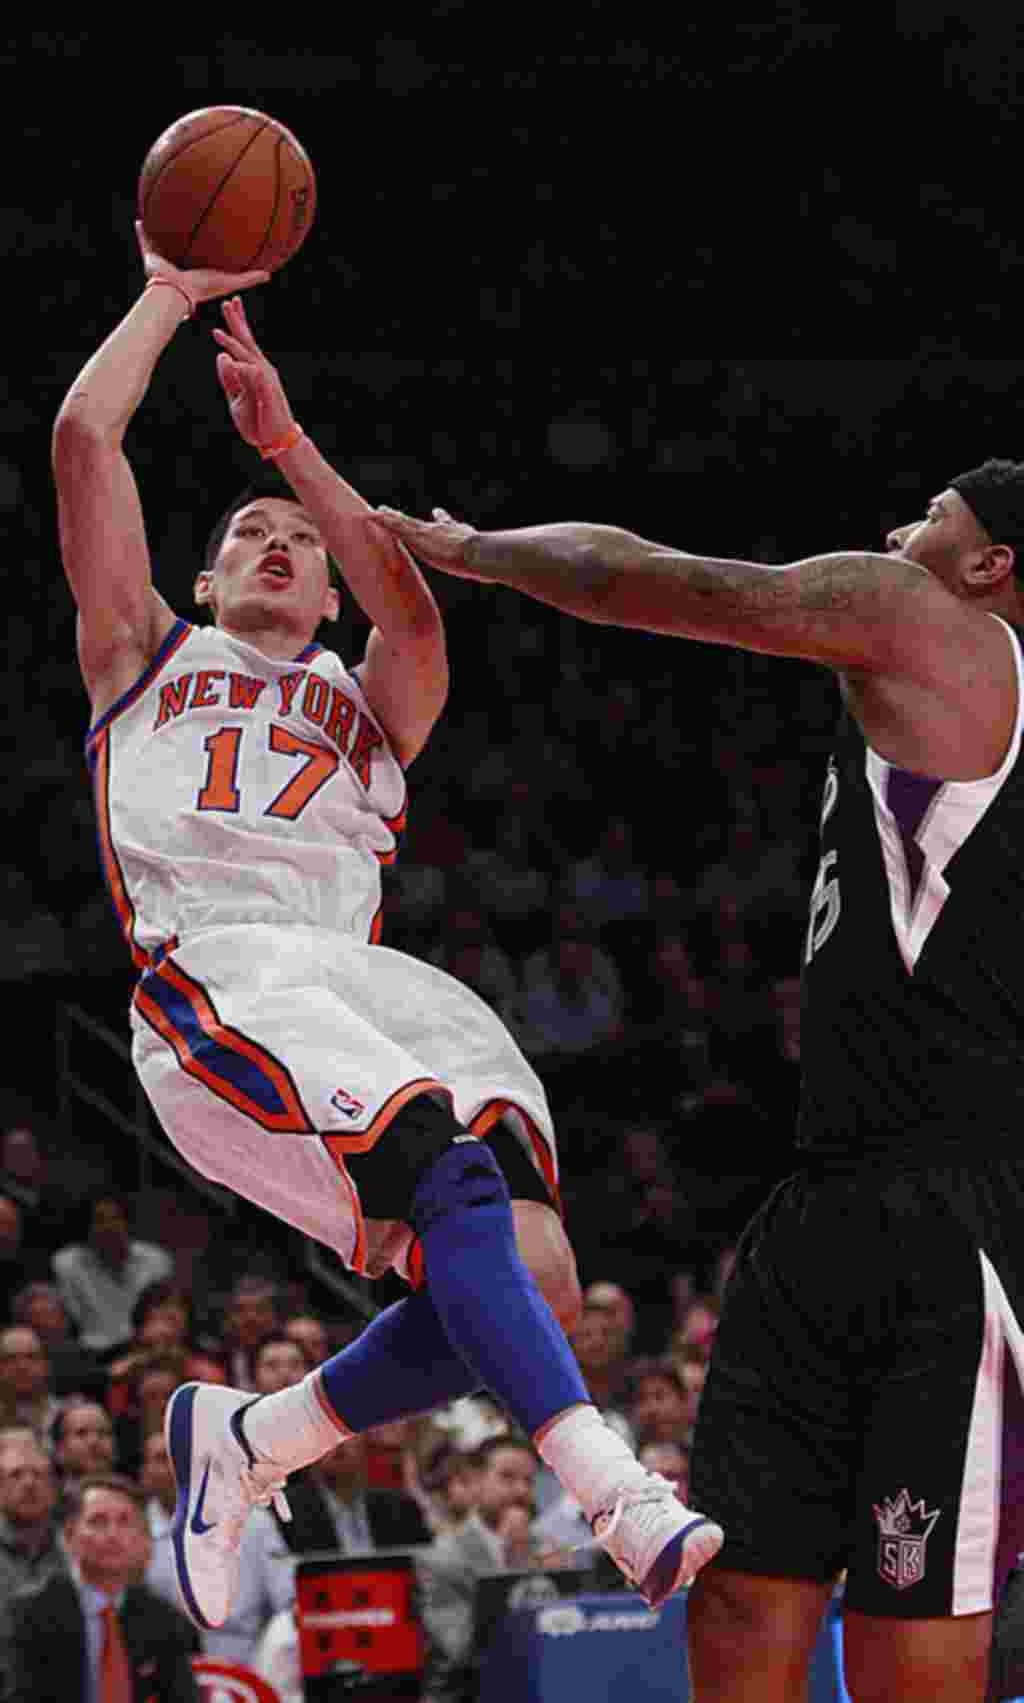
left=873, top=1488, right=941, bottom=1590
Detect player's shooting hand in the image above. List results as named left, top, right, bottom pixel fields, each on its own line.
left=373, top=507, right=487, bottom=578
left=212, top=296, right=297, bottom=450
left=135, top=222, right=269, bottom=306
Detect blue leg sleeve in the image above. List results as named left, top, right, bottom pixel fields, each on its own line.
left=318, top=1288, right=481, bottom=1432
left=411, top=1140, right=589, bottom=1437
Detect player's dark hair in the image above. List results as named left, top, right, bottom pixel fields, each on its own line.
left=203, top=469, right=343, bottom=594
left=949, top=458, right=1024, bottom=578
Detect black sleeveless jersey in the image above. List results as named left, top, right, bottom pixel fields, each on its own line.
left=796, top=618, right=1024, bottom=1160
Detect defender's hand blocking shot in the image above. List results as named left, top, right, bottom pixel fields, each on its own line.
left=51, top=233, right=722, bottom=1641
left=373, top=480, right=1024, bottom=1701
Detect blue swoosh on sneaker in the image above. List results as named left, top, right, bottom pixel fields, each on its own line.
left=190, top=1461, right=217, bottom=1535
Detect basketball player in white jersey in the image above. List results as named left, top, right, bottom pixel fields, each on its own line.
left=50, top=229, right=722, bottom=1634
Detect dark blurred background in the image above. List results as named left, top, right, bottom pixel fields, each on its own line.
left=2, top=19, right=1020, bottom=1326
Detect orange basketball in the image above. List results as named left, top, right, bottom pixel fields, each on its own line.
left=138, top=106, right=316, bottom=273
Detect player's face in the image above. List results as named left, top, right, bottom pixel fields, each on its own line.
left=205, top=498, right=338, bottom=636
left=885, top=488, right=993, bottom=593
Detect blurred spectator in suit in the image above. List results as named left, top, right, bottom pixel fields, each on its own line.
left=106, top=1280, right=225, bottom=1427
left=8, top=1283, right=105, bottom=1400
left=51, top=1397, right=116, bottom=1507
left=417, top=1436, right=546, bottom=1703
left=219, top=1276, right=280, bottom=1391
left=252, top=1333, right=309, bottom=1396
left=626, top=1358, right=698, bottom=1447
left=0, top=1123, right=73, bottom=1260
left=272, top=1431, right=431, bottom=1560
left=4, top=1474, right=198, bottom=1703
left=141, top=1429, right=293, bottom=1670
left=52, top=1190, right=174, bottom=1357
left=0, top=1327, right=60, bottom=1439
left=282, top=1310, right=331, bottom=1370
left=111, top=1354, right=182, bottom=1480
left=0, top=1429, right=63, bottom=1602
left=580, top=1281, right=636, bottom=1360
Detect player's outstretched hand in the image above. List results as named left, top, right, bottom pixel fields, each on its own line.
left=373, top=507, right=486, bottom=578
left=135, top=222, right=269, bottom=307
left=212, top=296, right=297, bottom=451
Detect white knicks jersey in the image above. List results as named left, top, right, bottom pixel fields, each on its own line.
left=86, top=620, right=407, bottom=963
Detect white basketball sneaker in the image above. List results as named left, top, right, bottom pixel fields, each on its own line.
left=593, top=1475, right=724, bottom=1607
left=165, top=1382, right=291, bottom=1629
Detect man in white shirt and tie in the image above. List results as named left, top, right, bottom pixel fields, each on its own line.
left=4, top=1473, right=197, bottom=1702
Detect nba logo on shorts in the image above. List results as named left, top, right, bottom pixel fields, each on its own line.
left=331, top=1087, right=366, bottom=1119
left=873, top=1489, right=941, bottom=1589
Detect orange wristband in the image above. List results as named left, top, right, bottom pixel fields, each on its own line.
left=144, top=276, right=195, bottom=318
left=259, top=423, right=305, bottom=461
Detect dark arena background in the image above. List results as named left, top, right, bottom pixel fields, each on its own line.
left=4, top=18, right=1021, bottom=1310
left=4, top=19, right=1024, bottom=1701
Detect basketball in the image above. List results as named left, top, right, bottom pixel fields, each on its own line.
left=138, top=107, right=316, bottom=273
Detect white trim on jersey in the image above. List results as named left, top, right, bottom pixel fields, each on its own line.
left=952, top=1248, right=1024, bottom=1615
left=865, top=616, right=1024, bottom=974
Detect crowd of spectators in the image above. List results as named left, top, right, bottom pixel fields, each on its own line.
left=0, top=1243, right=723, bottom=1700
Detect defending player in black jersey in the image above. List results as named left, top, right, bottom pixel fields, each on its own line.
left=374, top=463, right=1024, bottom=1702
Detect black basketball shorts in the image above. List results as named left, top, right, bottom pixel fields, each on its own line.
left=689, top=1150, right=1024, bottom=1618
